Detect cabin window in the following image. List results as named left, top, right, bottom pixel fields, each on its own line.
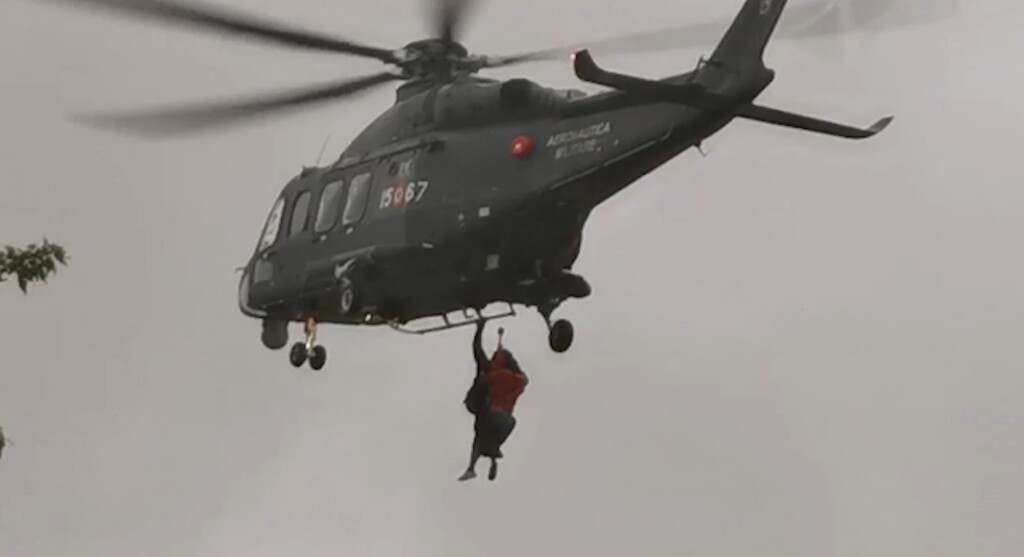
left=314, top=179, right=346, bottom=233
left=289, top=190, right=311, bottom=236
left=342, top=172, right=371, bottom=226
left=257, top=196, right=285, bottom=252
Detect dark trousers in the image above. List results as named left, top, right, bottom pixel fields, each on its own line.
left=474, top=407, right=516, bottom=459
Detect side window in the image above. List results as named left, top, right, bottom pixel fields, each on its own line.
left=314, top=179, right=346, bottom=233
left=257, top=196, right=285, bottom=252
left=289, top=190, right=311, bottom=236
left=342, top=173, right=372, bottom=226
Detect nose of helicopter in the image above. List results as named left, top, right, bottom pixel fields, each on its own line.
left=236, top=259, right=264, bottom=319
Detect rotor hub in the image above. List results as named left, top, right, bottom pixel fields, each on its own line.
left=402, top=38, right=469, bottom=59
left=393, top=39, right=476, bottom=78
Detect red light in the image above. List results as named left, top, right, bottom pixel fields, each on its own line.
left=511, top=135, right=534, bottom=159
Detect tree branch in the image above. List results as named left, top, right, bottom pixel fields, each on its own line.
left=0, top=239, right=70, bottom=293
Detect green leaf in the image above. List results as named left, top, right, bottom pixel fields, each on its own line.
left=1, top=239, right=70, bottom=294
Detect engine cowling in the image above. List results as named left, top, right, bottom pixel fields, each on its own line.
left=434, top=78, right=570, bottom=129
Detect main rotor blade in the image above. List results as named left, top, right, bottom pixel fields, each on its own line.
left=45, top=0, right=401, bottom=63
left=480, top=0, right=957, bottom=68
left=75, top=72, right=401, bottom=137
left=437, top=0, right=473, bottom=55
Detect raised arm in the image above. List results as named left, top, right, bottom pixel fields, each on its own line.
left=472, top=318, right=488, bottom=375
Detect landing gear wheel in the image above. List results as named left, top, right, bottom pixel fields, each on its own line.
left=548, top=319, right=574, bottom=353
left=309, top=345, right=327, bottom=370
left=261, top=319, right=288, bottom=350
left=289, top=342, right=307, bottom=367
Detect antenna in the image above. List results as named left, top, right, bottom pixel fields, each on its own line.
left=315, top=134, right=332, bottom=166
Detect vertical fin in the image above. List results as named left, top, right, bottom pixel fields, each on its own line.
left=709, top=0, right=789, bottom=73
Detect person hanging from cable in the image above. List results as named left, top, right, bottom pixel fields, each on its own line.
left=458, top=318, right=491, bottom=481
left=458, top=318, right=529, bottom=482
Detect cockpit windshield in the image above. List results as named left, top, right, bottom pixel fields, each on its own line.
left=257, top=196, right=285, bottom=252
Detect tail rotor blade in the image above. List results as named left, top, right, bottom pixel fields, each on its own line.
left=835, top=0, right=862, bottom=60
left=778, top=0, right=958, bottom=38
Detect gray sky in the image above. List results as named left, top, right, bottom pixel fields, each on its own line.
left=2, top=0, right=1023, bottom=556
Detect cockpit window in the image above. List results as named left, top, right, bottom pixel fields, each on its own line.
left=314, top=179, right=346, bottom=233
left=289, top=190, right=311, bottom=236
left=257, top=196, right=285, bottom=252
left=342, top=173, right=371, bottom=226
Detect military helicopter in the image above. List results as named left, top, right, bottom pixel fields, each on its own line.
left=49, top=0, right=892, bottom=370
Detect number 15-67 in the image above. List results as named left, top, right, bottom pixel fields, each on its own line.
left=380, top=181, right=429, bottom=209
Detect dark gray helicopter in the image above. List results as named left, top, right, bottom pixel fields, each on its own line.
left=51, top=0, right=892, bottom=369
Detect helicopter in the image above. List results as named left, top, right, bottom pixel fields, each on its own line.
left=46, top=0, right=892, bottom=370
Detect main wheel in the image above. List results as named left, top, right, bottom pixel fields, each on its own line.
left=309, top=345, right=327, bottom=370
left=548, top=319, right=574, bottom=353
left=289, top=342, right=308, bottom=367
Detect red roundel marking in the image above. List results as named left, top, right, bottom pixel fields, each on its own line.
left=511, top=135, right=534, bottom=159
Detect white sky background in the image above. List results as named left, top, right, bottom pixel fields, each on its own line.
left=2, top=0, right=1023, bottom=556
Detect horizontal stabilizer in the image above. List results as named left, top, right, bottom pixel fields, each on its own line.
left=573, top=48, right=893, bottom=141
left=736, top=104, right=893, bottom=139
left=572, top=49, right=720, bottom=109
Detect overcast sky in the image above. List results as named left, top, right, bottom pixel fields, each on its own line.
left=2, top=0, right=1023, bottom=556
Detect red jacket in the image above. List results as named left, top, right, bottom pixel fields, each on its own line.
left=484, top=349, right=527, bottom=413
left=487, top=368, right=527, bottom=413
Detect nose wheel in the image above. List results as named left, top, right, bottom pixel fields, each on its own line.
left=289, top=316, right=327, bottom=370
left=261, top=318, right=289, bottom=350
